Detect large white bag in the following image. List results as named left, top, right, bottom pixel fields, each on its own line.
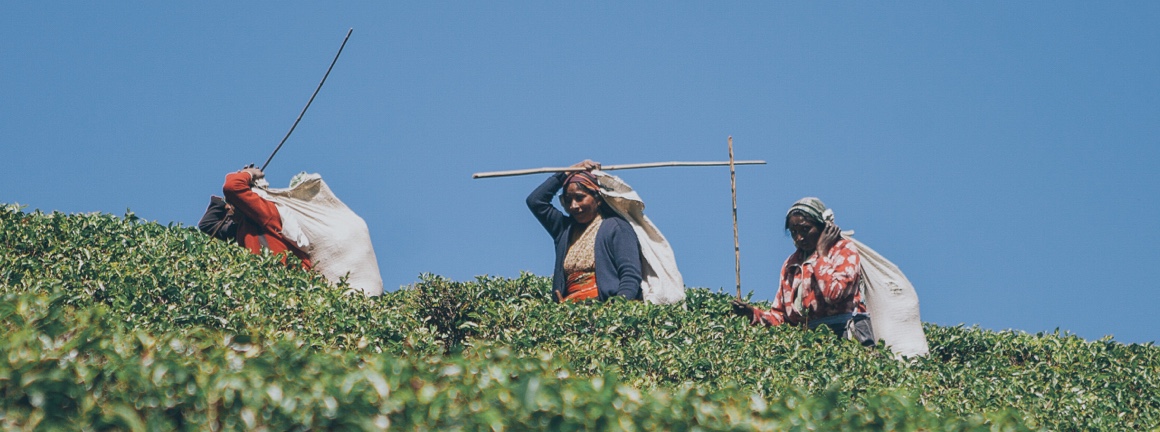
left=845, top=234, right=929, bottom=359
left=258, top=173, right=383, bottom=296
left=594, top=171, right=686, bottom=305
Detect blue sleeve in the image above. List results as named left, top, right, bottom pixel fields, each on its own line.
left=526, top=173, right=569, bottom=238
left=608, top=219, right=643, bottom=300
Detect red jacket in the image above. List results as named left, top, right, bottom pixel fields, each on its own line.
left=222, top=172, right=311, bottom=268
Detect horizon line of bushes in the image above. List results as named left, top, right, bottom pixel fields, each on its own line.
left=1, top=204, right=1157, bottom=430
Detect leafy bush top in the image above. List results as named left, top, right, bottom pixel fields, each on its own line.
left=1, top=290, right=1033, bottom=430
left=2, top=204, right=1157, bottom=430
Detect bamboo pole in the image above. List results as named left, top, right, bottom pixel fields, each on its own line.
left=729, top=137, right=741, bottom=299
left=472, top=160, right=766, bottom=179
left=261, top=28, right=354, bottom=171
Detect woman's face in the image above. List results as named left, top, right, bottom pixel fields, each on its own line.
left=562, top=183, right=601, bottom=224
left=787, top=213, right=821, bottom=253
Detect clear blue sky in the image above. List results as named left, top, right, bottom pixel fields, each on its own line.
left=3, top=3, right=1157, bottom=344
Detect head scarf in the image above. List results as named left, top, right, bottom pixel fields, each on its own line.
left=785, top=197, right=834, bottom=229
left=564, top=171, right=601, bottom=197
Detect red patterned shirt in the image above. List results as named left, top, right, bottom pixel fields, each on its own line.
left=755, top=238, right=865, bottom=326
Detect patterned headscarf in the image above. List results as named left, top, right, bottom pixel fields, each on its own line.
left=564, top=171, right=601, bottom=196
left=785, top=197, right=834, bottom=229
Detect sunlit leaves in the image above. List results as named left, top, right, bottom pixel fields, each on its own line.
left=0, top=204, right=1156, bottom=430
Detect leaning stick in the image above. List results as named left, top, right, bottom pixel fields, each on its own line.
left=261, top=28, right=354, bottom=171
left=729, top=137, right=741, bottom=299
left=472, top=160, right=766, bottom=179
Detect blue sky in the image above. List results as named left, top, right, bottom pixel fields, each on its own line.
left=2, top=3, right=1157, bottom=344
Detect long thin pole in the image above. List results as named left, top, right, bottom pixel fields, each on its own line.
left=261, top=28, right=354, bottom=171
left=729, top=136, right=741, bottom=299
left=472, top=160, right=766, bottom=179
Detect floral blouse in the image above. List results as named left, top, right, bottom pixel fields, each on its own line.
left=755, top=238, right=866, bottom=326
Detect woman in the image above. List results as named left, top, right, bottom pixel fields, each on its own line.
left=732, top=197, right=873, bottom=345
left=222, top=165, right=312, bottom=269
left=526, top=160, right=642, bottom=302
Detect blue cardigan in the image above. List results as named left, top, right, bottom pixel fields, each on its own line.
left=526, top=173, right=643, bottom=302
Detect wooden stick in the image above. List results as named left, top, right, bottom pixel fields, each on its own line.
left=261, top=28, right=353, bottom=171
left=472, top=160, right=766, bottom=179
left=729, top=136, right=741, bottom=299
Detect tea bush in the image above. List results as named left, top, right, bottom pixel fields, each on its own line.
left=1, top=291, right=1034, bottom=430
left=1, top=204, right=1156, bottom=429
left=0, top=205, right=438, bottom=356
left=405, top=274, right=1158, bottom=430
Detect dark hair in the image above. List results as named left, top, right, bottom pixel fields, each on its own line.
left=558, top=185, right=613, bottom=218
left=558, top=184, right=599, bottom=200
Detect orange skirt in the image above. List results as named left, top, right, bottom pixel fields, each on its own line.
left=564, top=271, right=598, bottom=302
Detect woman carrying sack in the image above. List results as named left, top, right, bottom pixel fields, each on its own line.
left=731, top=197, right=874, bottom=346
left=526, top=160, right=643, bottom=303
left=222, top=166, right=312, bottom=269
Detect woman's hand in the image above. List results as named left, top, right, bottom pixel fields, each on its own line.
left=816, top=222, right=842, bottom=257
left=731, top=299, right=760, bottom=325
left=239, top=164, right=265, bottom=184
left=570, top=160, right=601, bottom=171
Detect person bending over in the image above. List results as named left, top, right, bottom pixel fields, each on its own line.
left=222, top=166, right=311, bottom=269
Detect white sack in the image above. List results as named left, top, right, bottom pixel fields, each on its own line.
left=594, top=171, right=685, bottom=305
left=845, top=234, right=929, bottom=359
left=258, top=173, right=383, bottom=296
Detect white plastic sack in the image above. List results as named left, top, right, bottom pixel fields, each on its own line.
left=594, top=171, right=686, bottom=305
left=258, top=173, right=383, bottom=296
left=845, top=234, right=929, bottom=359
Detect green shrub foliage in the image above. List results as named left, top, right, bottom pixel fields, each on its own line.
left=1, top=204, right=1157, bottom=430
left=0, top=291, right=1028, bottom=430
left=0, top=205, right=436, bottom=355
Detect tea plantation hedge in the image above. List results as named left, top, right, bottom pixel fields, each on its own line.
left=1, top=204, right=1157, bottom=430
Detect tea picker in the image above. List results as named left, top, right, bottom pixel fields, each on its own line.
left=199, top=29, right=384, bottom=297
left=474, top=141, right=764, bottom=305
left=201, top=28, right=353, bottom=242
